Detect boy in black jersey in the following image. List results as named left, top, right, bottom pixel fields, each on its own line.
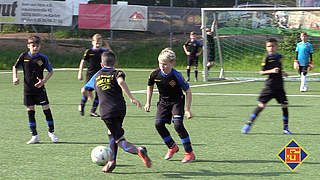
left=242, top=38, right=291, bottom=135
left=183, top=31, right=203, bottom=82
left=82, top=51, right=151, bottom=173
left=144, top=48, right=195, bottom=163
left=12, top=35, right=59, bottom=144
left=78, top=34, right=108, bottom=117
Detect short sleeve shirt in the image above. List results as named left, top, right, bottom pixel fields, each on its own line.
left=184, top=40, right=202, bottom=56
left=296, top=42, right=313, bottom=66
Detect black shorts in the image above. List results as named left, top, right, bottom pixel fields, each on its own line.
left=187, top=56, right=199, bottom=67
left=24, top=91, right=49, bottom=106
left=298, top=66, right=308, bottom=75
left=258, top=87, right=288, bottom=105
left=102, top=115, right=125, bottom=141
left=156, top=95, right=185, bottom=124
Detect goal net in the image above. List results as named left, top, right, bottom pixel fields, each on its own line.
left=201, top=7, right=320, bottom=82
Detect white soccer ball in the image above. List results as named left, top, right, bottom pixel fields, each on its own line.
left=91, top=146, right=109, bottom=166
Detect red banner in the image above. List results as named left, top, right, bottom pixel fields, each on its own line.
left=78, top=4, right=110, bottom=29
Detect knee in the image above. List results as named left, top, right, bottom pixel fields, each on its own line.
left=282, top=104, right=288, bottom=108
left=258, top=103, right=265, bottom=109
left=173, top=121, right=184, bottom=132
left=155, top=120, right=165, bottom=130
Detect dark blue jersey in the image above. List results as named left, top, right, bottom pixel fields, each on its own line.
left=84, top=67, right=126, bottom=119
left=82, top=48, right=108, bottom=79
left=261, top=53, right=284, bottom=89
left=183, top=40, right=202, bottom=56
left=148, top=68, right=189, bottom=102
left=14, top=51, right=53, bottom=95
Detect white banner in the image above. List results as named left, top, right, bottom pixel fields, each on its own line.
left=110, top=5, right=147, bottom=31
left=0, top=0, right=72, bottom=26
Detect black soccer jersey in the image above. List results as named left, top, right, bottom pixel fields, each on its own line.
left=261, top=53, right=284, bottom=89
left=82, top=48, right=108, bottom=79
left=84, top=67, right=126, bottom=119
left=14, top=51, right=53, bottom=95
left=183, top=40, right=202, bottom=56
left=148, top=68, right=189, bottom=102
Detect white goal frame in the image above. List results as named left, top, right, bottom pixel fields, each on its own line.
left=201, top=7, right=320, bottom=82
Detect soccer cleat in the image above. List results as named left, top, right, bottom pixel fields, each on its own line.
left=181, top=152, right=195, bottom=163
left=186, top=77, right=190, bottom=82
left=242, top=124, right=251, bottom=134
left=90, top=112, right=101, bottom=117
left=102, top=160, right=116, bottom=173
left=194, top=78, right=198, bottom=82
left=164, top=144, right=179, bottom=160
left=48, top=132, right=59, bottom=143
left=78, top=104, right=84, bottom=116
left=283, top=130, right=292, bottom=135
left=138, top=147, right=152, bottom=168
left=300, top=86, right=308, bottom=92
left=27, top=135, right=40, bottom=144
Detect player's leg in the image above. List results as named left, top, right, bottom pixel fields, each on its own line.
left=186, top=56, right=192, bottom=81
left=155, top=102, right=178, bottom=160
left=242, top=88, right=270, bottom=134
left=275, top=90, right=291, bottom=134
left=299, top=66, right=308, bottom=92
left=25, top=95, right=39, bottom=144
left=90, top=92, right=100, bottom=117
left=40, top=93, right=58, bottom=143
left=172, top=98, right=194, bottom=163
left=194, top=57, right=199, bottom=82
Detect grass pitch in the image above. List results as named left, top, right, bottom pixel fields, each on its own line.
left=1, top=69, right=320, bottom=179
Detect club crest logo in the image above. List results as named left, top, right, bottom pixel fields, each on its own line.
left=169, top=80, right=176, bottom=87
left=277, top=138, right=309, bottom=172
left=37, top=60, right=43, bottom=66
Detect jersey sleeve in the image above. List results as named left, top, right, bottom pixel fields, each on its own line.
left=13, top=53, right=25, bottom=68
left=82, top=49, right=90, bottom=62
left=295, top=43, right=299, bottom=52
left=147, top=71, right=155, bottom=86
left=261, top=57, right=267, bottom=71
left=84, top=71, right=98, bottom=90
left=173, top=70, right=189, bottom=91
left=42, top=54, right=53, bottom=72
left=116, top=70, right=125, bottom=81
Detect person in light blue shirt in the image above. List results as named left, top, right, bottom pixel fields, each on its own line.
left=295, top=32, right=313, bottom=92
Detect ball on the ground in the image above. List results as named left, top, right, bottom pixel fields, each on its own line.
left=91, top=146, right=109, bottom=166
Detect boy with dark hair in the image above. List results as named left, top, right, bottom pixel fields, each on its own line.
left=183, top=31, right=203, bottom=82
left=12, top=35, right=59, bottom=144
left=294, top=32, right=314, bottom=92
left=144, top=48, right=195, bottom=163
left=201, top=17, right=216, bottom=70
left=242, top=38, right=291, bottom=135
left=82, top=51, right=151, bottom=173
left=78, top=33, right=108, bottom=117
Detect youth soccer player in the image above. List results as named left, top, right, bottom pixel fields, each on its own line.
left=242, top=38, right=291, bottom=135
left=12, top=35, right=59, bottom=144
left=294, top=32, right=314, bottom=92
left=201, top=18, right=216, bottom=70
left=144, top=48, right=195, bottom=163
left=183, top=31, right=203, bottom=82
left=82, top=51, right=151, bottom=173
left=78, top=34, right=108, bottom=117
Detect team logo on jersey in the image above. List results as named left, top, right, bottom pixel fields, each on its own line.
left=37, top=60, right=43, bottom=66
left=169, top=80, right=176, bottom=87
left=277, top=138, right=309, bottom=172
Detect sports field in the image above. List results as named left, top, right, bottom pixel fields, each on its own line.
left=1, top=69, right=320, bottom=179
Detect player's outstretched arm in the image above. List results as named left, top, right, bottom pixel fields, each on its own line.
left=144, top=85, right=154, bottom=112
left=12, top=66, right=19, bottom=85
left=117, top=76, right=142, bottom=108
left=185, top=88, right=193, bottom=119
left=78, top=59, right=85, bottom=80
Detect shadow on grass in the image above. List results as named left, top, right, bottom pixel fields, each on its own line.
left=40, top=141, right=206, bottom=146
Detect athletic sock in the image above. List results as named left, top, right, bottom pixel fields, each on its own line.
left=194, top=70, right=198, bottom=79
left=117, top=139, right=138, bottom=154
left=301, top=72, right=306, bottom=87
left=187, top=69, right=190, bottom=79
left=247, top=106, right=264, bottom=125
left=181, top=136, right=192, bottom=153
left=43, top=109, right=54, bottom=133
left=91, top=97, right=99, bottom=113
left=28, top=110, right=37, bottom=136
left=282, top=107, right=289, bottom=130
left=108, top=135, right=118, bottom=161
left=81, top=96, right=87, bottom=106
left=162, top=135, right=176, bottom=148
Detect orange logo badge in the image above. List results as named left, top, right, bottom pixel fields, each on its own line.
left=277, top=138, right=309, bottom=172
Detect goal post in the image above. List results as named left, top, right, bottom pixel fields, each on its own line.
left=201, top=7, right=320, bottom=82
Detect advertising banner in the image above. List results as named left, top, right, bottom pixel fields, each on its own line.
left=78, top=4, right=111, bottom=29
left=148, top=7, right=201, bottom=33
left=110, top=5, right=147, bottom=31
left=0, top=0, right=72, bottom=26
